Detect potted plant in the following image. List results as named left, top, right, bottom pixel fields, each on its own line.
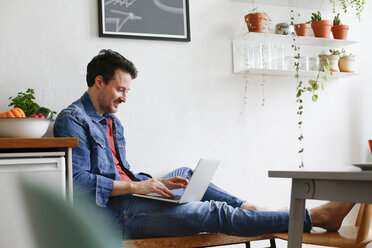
left=326, top=49, right=341, bottom=72
left=294, top=23, right=310, bottom=36
left=331, top=13, right=349, bottom=40
left=244, top=8, right=269, bottom=33
left=309, top=11, right=333, bottom=38
left=339, top=49, right=355, bottom=72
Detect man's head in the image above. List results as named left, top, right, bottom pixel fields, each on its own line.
left=86, top=49, right=138, bottom=115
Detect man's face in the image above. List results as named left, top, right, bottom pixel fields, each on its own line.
left=97, top=69, right=132, bottom=114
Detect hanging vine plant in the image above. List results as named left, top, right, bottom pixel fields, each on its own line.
left=289, top=6, right=332, bottom=168
left=241, top=32, right=251, bottom=114
left=329, top=0, right=365, bottom=21
left=289, top=7, right=305, bottom=168
left=261, top=36, right=267, bottom=107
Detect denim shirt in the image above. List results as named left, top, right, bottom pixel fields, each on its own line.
left=54, top=92, right=139, bottom=208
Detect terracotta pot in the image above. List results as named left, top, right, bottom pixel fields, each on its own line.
left=244, top=13, right=268, bottom=33
left=339, top=56, right=355, bottom=72
left=294, top=23, right=310, bottom=36
left=331, top=25, right=349, bottom=40
left=325, top=55, right=340, bottom=72
left=311, top=20, right=332, bottom=38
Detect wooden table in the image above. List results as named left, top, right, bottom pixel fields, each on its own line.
left=268, top=170, right=372, bottom=248
left=0, top=138, right=78, bottom=202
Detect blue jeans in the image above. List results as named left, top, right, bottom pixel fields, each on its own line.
left=118, top=167, right=312, bottom=239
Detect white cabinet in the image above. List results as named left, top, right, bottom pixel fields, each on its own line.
left=0, top=137, right=78, bottom=248
left=0, top=152, right=66, bottom=198
left=0, top=152, right=66, bottom=248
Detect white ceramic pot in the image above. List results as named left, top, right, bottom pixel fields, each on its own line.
left=339, top=56, right=355, bottom=72
left=275, top=23, right=294, bottom=35
left=325, top=55, right=340, bottom=72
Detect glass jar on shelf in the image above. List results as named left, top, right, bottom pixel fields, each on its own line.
left=299, top=56, right=309, bottom=71
left=308, top=56, right=320, bottom=71
left=284, top=56, right=295, bottom=71
left=245, top=42, right=262, bottom=69
left=269, top=43, right=285, bottom=70
left=261, top=42, right=272, bottom=69
left=241, top=42, right=262, bottom=70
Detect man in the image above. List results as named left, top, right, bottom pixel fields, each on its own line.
left=54, top=49, right=354, bottom=239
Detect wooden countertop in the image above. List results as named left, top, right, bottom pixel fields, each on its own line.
left=0, top=137, right=79, bottom=149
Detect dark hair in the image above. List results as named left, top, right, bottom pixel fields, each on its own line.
left=86, top=49, right=138, bottom=87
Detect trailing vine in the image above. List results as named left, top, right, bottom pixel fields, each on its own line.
left=290, top=6, right=305, bottom=168
left=290, top=4, right=332, bottom=168
left=241, top=31, right=250, bottom=114
left=329, top=0, right=365, bottom=21
left=261, top=37, right=267, bottom=107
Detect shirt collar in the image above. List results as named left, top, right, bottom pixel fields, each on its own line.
left=81, top=92, right=118, bottom=123
left=81, top=92, right=106, bottom=123
left=103, top=112, right=116, bottom=121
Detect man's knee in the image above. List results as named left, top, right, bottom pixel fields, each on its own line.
left=176, top=167, right=193, bottom=178
left=163, top=166, right=193, bottom=179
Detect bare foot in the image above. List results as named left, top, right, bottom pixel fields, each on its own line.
left=241, top=202, right=289, bottom=212
left=310, top=202, right=355, bottom=231
left=241, top=202, right=260, bottom=210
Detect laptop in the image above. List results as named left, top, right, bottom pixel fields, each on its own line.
left=132, top=158, right=220, bottom=204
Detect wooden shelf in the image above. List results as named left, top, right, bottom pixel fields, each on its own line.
left=0, top=137, right=79, bottom=149
left=234, top=33, right=359, bottom=48
left=231, top=0, right=336, bottom=10
left=234, top=68, right=359, bottom=79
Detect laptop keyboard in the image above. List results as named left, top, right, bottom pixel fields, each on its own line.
left=146, top=193, right=182, bottom=200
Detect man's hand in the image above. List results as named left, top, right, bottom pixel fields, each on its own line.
left=159, top=176, right=188, bottom=190
left=133, top=178, right=178, bottom=198
left=111, top=177, right=189, bottom=198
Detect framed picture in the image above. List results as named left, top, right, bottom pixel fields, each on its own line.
left=98, top=0, right=190, bottom=42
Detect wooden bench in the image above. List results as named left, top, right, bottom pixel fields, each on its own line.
left=124, top=233, right=277, bottom=248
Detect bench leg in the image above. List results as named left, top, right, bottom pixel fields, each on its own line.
left=245, top=239, right=276, bottom=248
left=269, top=239, right=276, bottom=248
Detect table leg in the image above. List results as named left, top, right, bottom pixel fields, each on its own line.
left=287, top=181, right=306, bottom=248
left=66, top=147, right=73, bottom=203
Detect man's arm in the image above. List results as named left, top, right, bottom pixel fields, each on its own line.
left=54, top=112, right=115, bottom=207
left=111, top=177, right=187, bottom=198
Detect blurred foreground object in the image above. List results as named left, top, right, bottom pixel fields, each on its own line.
left=21, top=178, right=121, bottom=248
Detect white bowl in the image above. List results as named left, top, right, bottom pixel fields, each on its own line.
left=0, top=118, right=54, bottom=138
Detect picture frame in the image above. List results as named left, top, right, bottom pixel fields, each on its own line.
left=98, top=0, right=190, bottom=42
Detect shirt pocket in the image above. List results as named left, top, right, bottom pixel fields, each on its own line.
left=117, top=136, right=126, bottom=149
left=117, top=136, right=128, bottom=168
left=91, top=134, right=106, bottom=149
left=90, top=132, right=110, bottom=172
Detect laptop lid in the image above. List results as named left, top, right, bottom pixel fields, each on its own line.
left=178, top=158, right=220, bottom=203
left=132, top=158, right=220, bottom=204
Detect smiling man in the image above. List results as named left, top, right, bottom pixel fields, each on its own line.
left=54, top=49, right=355, bottom=242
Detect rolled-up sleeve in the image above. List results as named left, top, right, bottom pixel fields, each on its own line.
left=54, top=112, right=114, bottom=207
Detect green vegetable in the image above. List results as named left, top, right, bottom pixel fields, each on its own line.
left=35, top=107, right=57, bottom=119
left=8, top=88, right=40, bottom=117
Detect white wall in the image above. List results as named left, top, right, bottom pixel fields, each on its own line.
left=1, top=0, right=372, bottom=247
